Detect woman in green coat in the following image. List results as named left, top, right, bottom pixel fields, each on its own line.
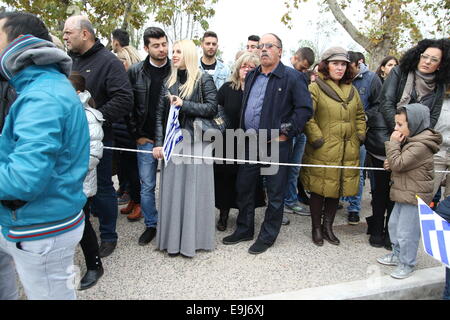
left=301, top=47, right=366, bottom=246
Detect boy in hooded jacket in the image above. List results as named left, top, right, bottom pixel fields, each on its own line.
left=377, top=103, right=442, bottom=279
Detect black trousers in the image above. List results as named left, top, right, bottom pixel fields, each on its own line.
left=234, top=140, right=291, bottom=245
left=80, top=198, right=102, bottom=270
left=367, top=154, right=394, bottom=236
left=117, top=150, right=141, bottom=203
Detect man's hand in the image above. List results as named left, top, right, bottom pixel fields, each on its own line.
left=136, top=137, right=154, bottom=146
left=153, top=146, right=164, bottom=160
left=390, top=131, right=405, bottom=143
left=383, top=159, right=391, bottom=171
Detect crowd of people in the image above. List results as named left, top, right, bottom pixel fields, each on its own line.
left=0, top=11, right=449, bottom=300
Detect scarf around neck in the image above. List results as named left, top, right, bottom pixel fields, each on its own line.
left=0, top=34, right=72, bottom=81
left=397, top=69, right=436, bottom=108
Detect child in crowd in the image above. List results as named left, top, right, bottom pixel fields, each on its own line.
left=69, top=72, right=105, bottom=290
left=377, top=103, right=442, bottom=279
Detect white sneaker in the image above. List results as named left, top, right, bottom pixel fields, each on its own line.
left=390, top=264, right=414, bottom=279
left=376, top=253, right=400, bottom=266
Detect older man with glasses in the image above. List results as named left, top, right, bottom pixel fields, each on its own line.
left=222, top=33, right=313, bottom=254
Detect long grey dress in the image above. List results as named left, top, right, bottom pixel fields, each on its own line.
left=156, top=139, right=216, bottom=257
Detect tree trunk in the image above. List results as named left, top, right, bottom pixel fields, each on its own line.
left=324, top=0, right=393, bottom=69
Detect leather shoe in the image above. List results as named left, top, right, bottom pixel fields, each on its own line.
left=222, top=232, right=253, bottom=245
left=99, top=241, right=116, bottom=258
left=139, top=227, right=156, bottom=246
left=127, top=204, right=142, bottom=222
left=79, top=267, right=104, bottom=290
left=248, top=240, right=270, bottom=255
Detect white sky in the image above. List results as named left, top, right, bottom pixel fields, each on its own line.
left=207, top=0, right=364, bottom=66
left=139, top=0, right=365, bottom=68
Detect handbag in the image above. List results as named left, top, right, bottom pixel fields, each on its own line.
left=194, top=75, right=230, bottom=134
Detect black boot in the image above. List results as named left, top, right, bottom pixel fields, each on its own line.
left=366, top=215, right=374, bottom=235
left=79, top=267, right=104, bottom=290
left=309, top=193, right=324, bottom=246
left=217, top=209, right=229, bottom=231
left=322, top=208, right=340, bottom=245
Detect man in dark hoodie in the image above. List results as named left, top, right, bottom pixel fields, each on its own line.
left=63, top=15, right=133, bottom=258
left=377, top=103, right=442, bottom=279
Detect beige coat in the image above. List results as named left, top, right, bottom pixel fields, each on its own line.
left=386, top=129, right=442, bottom=205
left=301, top=75, right=366, bottom=198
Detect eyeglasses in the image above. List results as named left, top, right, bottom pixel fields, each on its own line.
left=420, top=53, right=440, bottom=64
left=240, top=64, right=255, bottom=70
left=256, top=43, right=280, bottom=50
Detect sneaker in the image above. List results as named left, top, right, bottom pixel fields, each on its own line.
left=376, top=253, right=400, bottom=266
left=282, top=216, right=290, bottom=225
left=348, top=212, right=360, bottom=225
left=284, top=203, right=310, bottom=216
left=390, top=264, right=414, bottom=279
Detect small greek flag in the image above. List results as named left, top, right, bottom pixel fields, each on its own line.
left=417, top=196, right=450, bottom=267
left=162, top=104, right=183, bottom=166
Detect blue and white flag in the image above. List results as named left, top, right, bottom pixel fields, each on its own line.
left=163, top=104, right=183, bottom=166
left=417, top=196, right=450, bottom=267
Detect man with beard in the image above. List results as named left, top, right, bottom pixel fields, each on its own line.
left=199, top=31, right=230, bottom=89
left=128, top=27, right=171, bottom=246
left=63, top=15, right=133, bottom=258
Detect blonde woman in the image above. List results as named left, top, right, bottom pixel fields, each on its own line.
left=153, top=40, right=218, bottom=257
left=214, top=52, right=265, bottom=231
left=116, top=45, right=141, bottom=69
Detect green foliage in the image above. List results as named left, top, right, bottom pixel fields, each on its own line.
left=283, top=0, right=449, bottom=60
left=2, top=0, right=219, bottom=46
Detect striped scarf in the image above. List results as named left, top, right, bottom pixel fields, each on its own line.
left=0, top=34, right=72, bottom=81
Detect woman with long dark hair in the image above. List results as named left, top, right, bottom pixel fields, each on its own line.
left=375, top=56, right=399, bottom=83
left=301, top=47, right=366, bottom=246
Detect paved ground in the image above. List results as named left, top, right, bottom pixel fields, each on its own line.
left=68, top=176, right=441, bottom=300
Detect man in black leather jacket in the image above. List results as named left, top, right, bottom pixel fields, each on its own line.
left=128, top=27, right=171, bottom=246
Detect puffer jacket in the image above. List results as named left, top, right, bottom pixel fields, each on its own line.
left=155, top=71, right=218, bottom=147
left=386, top=129, right=442, bottom=205
left=379, top=66, right=445, bottom=131
left=301, top=73, right=366, bottom=198
left=79, top=91, right=104, bottom=198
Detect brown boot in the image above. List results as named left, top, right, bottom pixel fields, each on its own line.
left=120, top=200, right=135, bottom=215
left=322, top=209, right=340, bottom=245
left=217, top=209, right=229, bottom=231
left=127, top=204, right=142, bottom=222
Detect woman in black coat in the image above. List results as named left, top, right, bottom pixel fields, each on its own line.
left=213, top=52, right=266, bottom=231
left=365, top=38, right=450, bottom=249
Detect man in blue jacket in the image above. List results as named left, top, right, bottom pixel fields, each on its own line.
left=0, top=12, right=89, bottom=300
left=222, top=33, right=313, bottom=254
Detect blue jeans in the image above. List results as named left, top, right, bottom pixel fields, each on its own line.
left=284, top=133, right=306, bottom=207
left=444, top=267, right=450, bottom=300
left=137, top=142, right=158, bottom=228
left=342, top=145, right=366, bottom=214
left=0, top=223, right=84, bottom=300
left=92, top=140, right=118, bottom=242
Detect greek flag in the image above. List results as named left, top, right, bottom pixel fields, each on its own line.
left=417, top=196, right=450, bottom=267
left=162, top=104, right=183, bottom=166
